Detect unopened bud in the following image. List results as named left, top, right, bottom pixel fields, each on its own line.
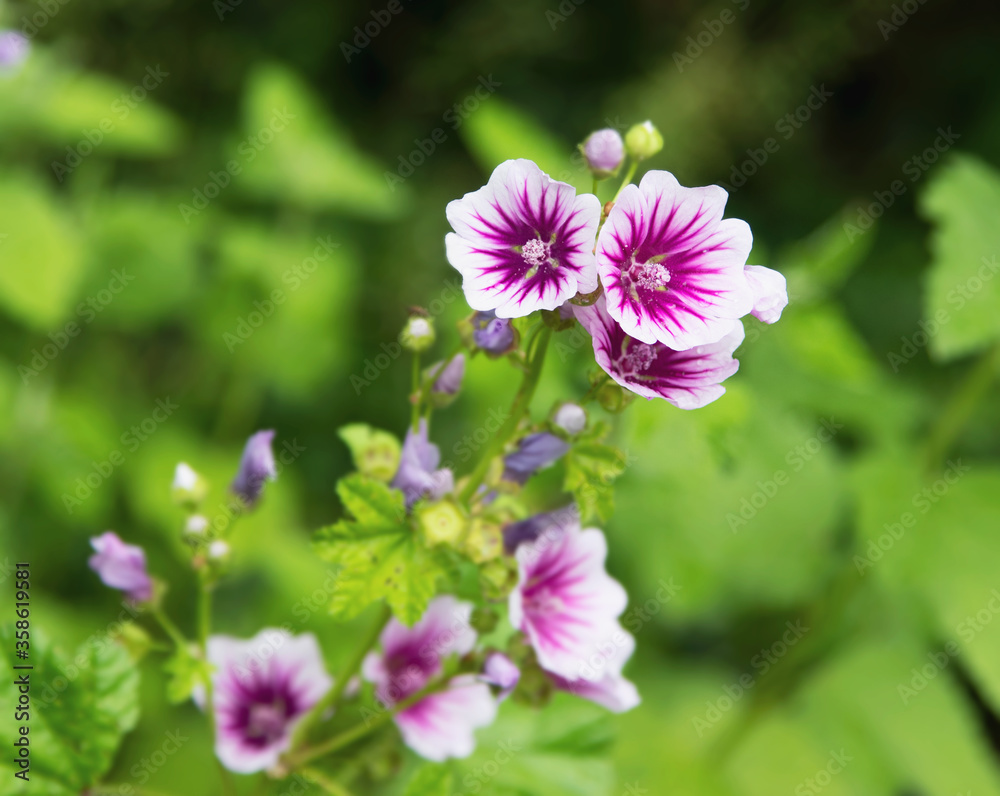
left=624, top=120, right=663, bottom=161
left=581, top=128, right=625, bottom=178
left=415, top=499, right=467, bottom=548
left=400, top=315, right=435, bottom=352
left=553, top=403, right=586, bottom=435
left=338, top=424, right=401, bottom=482
left=172, top=462, right=207, bottom=508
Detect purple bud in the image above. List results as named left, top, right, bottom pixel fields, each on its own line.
left=472, top=311, right=515, bottom=355
left=502, top=505, right=579, bottom=554
left=89, top=531, right=153, bottom=603
left=503, top=432, right=570, bottom=485
left=582, top=128, right=625, bottom=177
left=391, top=419, right=454, bottom=509
left=231, top=430, right=277, bottom=508
left=0, top=31, right=29, bottom=71
left=428, top=354, right=466, bottom=395
left=482, top=652, right=520, bottom=701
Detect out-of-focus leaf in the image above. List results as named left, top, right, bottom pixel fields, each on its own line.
left=0, top=175, right=83, bottom=329
left=404, top=764, right=453, bottom=796
left=234, top=64, right=408, bottom=217
left=563, top=422, right=627, bottom=524
left=920, top=153, right=1000, bottom=361
left=459, top=98, right=588, bottom=191
left=0, top=626, right=139, bottom=795
left=779, top=207, right=876, bottom=301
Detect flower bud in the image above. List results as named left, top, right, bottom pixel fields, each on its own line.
left=231, top=430, right=277, bottom=508
left=0, top=31, right=29, bottom=71
left=461, top=518, right=502, bottom=563
left=470, top=310, right=516, bottom=356
left=597, top=381, right=630, bottom=412
left=581, top=128, right=625, bottom=178
left=503, top=433, right=570, bottom=485
left=415, top=499, right=467, bottom=548
left=172, top=462, right=207, bottom=508
left=208, top=539, right=230, bottom=562
left=116, top=621, right=154, bottom=663
left=482, top=652, right=520, bottom=701
left=338, top=423, right=401, bottom=482
left=480, top=558, right=518, bottom=600
left=400, top=314, right=435, bottom=352
left=425, top=354, right=465, bottom=407
left=624, top=120, right=663, bottom=161
left=470, top=607, right=499, bottom=634
left=185, top=514, right=209, bottom=537
left=88, top=532, right=153, bottom=603
left=553, top=403, right=586, bottom=435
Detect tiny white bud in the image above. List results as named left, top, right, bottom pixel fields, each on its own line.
left=173, top=462, right=199, bottom=492
left=185, top=515, right=209, bottom=535
left=553, top=403, right=587, bottom=435
left=208, top=540, right=230, bottom=560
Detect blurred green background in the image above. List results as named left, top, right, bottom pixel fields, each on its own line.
left=4, top=0, right=1000, bottom=793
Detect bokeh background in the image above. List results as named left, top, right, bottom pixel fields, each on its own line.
left=4, top=0, right=1000, bottom=793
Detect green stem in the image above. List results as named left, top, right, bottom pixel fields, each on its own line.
left=923, top=342, right=1000, bottom=473
left=592, top=177, right=599, bottom=197
left=198, top=574, right=237, bottom=796
left=410, top=352, right=421, bottom=432
left=457, top=325, right=553, bottom=503
left=290, top=604, right=392, bottom=751
left=612, top=160, right=638, bottom=202
left=151, top=607, right=188, bottom=649
left=302, top=768, right=355, bottom=796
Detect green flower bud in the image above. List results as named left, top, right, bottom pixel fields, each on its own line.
left=480, top=558, right=518, bottom=600
left=470, top=606, right=499, bottom=634
left=338, top=424, right=402, bottom=482
left=597, top=381, right=630, bottom=413
left=171, top=462, right=207, bottom=509
left=624, top=120, right=664, bottom=161
left=415, top=499, right=467, bottom=548
left=115, top=621, right=154, bottom=663
left=400, top=314, right=436, bottom=352
left=461, top=518, right=503, bottom=563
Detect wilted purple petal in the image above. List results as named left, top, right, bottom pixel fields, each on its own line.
left=472, top=310, right=515, bottom=355
left=428, top=354, right=466, bottom=395
left=745, top=265, right=788, bottom=324
left=596, top=170, right=754, bottom=350
left=503, top=432, right=569, bottom=484
left=575, top=296, right=743, bottom=410
left=231, top=430, right=277, bottom=507
left=392, top=419, right=454, bottom=509
left=204, top=629, right=331, bottom=773
left=446, top=159, right=601, bottom=318
left=502, top=505, right=580, bottom=554
left=89, top=531, right=153, bottom=603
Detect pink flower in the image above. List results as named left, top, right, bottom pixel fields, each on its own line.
left=546, top=636, right=640, bottom=713
left=202, top=629, right=331, bottom=773
left=596, top=170, right=754, bottom=350
left=508, top=514, right=633, bottom=686
left=362, top=596, right=497, bottom=761
left=446, top=159, right=601, bottom=318
left=575, top=295, right=743, bottom=409
left=745, top=264, right=788, bottom=324
left=88, top=531, right=153, bottom=603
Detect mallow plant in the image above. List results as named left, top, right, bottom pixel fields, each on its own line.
left=81, top=121, right=788, bottom=794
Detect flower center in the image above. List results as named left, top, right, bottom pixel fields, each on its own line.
left=629, top=259, right=671, bottom=292
left=246, top=701, right=287, bottom=742
left=621, top=343, right=658, bottom=374
left=521, top=238, right=550, bottom=268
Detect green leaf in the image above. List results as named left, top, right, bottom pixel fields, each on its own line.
left=164, top=644, right=212, bottom=705
left=405, top=764, right=454, bottom=796
left=0, top=175, right=83, bottom=329
left=459, top=98, right=588, bottom=191
left=563, top=423, right=628, bottom=523
left=920, top=153, right=1000, bottom=360
left=338, top=423, right=402, bottom=482
left=314, top=475, right=443, bottom=625
left=0, top=626, right=139, bottom=795
left=235, top=64, right=408, bottom=217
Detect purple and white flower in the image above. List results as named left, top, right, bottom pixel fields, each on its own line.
left=508, top=513, right=633, bottom=685
left=575, top=296, right=743, bottom=410
left=745, top=264, right=788, bottom=324
left=231, top=430, right=277, bottom=507
left=392, top=419, right=454, bottom=509
left=362, top=596, right=497, bottom=761
left=546, top=634, right=640, bottom=713
left=88, top=531, right=153, bottom=603
left=446, top=159, right=601, bottom=318
left=202, top=629, right=331, bottom=774
left=596, top=170, right=754, bottom=350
